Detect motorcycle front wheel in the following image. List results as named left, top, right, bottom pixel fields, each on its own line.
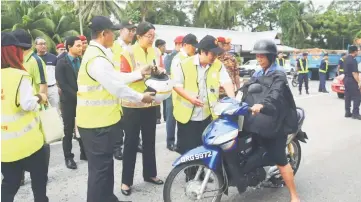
left=291, top=78, right=298, bottom=87
left=163, top=161, right=224, bottom=202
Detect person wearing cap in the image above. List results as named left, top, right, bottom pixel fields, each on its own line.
left=56, top=43, right=66, bottom=56
left=164, top=34, right=198, bottom=152
left=164, top=36, right=184, bottom=74
left=76, top=16, right=155, bottom=202
left=55, top=36, right=87, bottom=169
left=343, top=45, right=361, bottom=120
left=276, top=52, right=285, bottom=67
left=338, top=52, right=347, bottom=75
left=111, top=20, right=141, bottom=161
left=78, top=35, right=88, bottom=55
left=1, top=32, right=49, bottom=202
left=119, top=21, right=165, bottom=196
left=217, top=36, right=240, bottom=98
left=35, top=37, right=60, bottom=112
left=172, top=35, right=235, bottom=179
left=318, top=53, right=329, bottom=93
left=296, top=52, right=309, bottom=95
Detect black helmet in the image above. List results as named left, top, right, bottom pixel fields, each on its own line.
left=251, top=39, right=277, bottom=55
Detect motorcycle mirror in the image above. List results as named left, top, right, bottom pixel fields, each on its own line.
left=248, top=83, right=262, bottom=94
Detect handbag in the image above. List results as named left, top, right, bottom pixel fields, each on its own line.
left=39, top=104, right=64, bottom=144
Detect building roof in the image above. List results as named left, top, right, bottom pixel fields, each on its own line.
left=153, top=24, right=295, bottom=52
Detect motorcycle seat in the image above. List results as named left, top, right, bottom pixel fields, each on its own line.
left=296, top=107, right=305, bottom=123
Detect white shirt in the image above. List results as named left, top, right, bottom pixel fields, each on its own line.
left=117, top=37, right=132, bottom=50
left=87, top=41, right=144, bottom=102
left=170, top=48, right=188, bottom=74
left=172, top=54, right=232, bottom=121
left=19, top=78, right=39, bottom=111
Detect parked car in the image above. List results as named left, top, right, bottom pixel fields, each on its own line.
left=331, top=63, right=361, bottom=99
left=239, top=60, right=260, bottom=77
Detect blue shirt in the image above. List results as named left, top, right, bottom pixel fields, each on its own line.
left=67, top=54, right=81, bottom=74
left=252, top=63, right=285, bottom=78
left=164, top=50, right=179, bottom=74
left=319, top=59, right=327, bottom=72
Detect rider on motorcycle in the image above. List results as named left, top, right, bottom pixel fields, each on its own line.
left=247, top=40, right=300, bottom=202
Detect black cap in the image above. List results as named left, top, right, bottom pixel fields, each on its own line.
left=89, top=16, right=118, bottom=32
left=349, top=45, right=358, bottom=53
left=1, top=32, right=32, bottom=49
left=303, top=52, right=308, bottom=56
left=182, top=34, right=198, bottom=46
left=341, top=53, right=346, bottom=56
left=251, top=39, right=277, bottom=55
left=196, top=35, right=224, bottom=55
left=118, top=20, right=137, bottom=29
left=324, top=52, right=329, bottom=56
left=136, top=22, right=155, bottom=36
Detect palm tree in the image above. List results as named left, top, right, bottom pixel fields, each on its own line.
left=76, top=0, right=124, bottom=23
left=193, top=0, right=216, bottom=28
left=217, top=0, right=244, bottom=30
left=278, top=1, right=313, bottom=48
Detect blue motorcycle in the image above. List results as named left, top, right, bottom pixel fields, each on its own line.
left=163, top=98, right=308, bottom=202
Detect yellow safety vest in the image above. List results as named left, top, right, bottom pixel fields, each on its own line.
left=339, top=58, right=344, bottom=72
left=298, top=59, right=309, bottom=73
left=121, top=43, right=161, bottom=108
left=76, top=45, right=120, bottom=128
left=319, top=59, right=328, bottom=73
left=276, top=58, right=285, bottom=66
left=171, top=52, right=189, bottom=107
left=1, top=68, right=44, bottom=162
left=173, top=56, right=222, bottom=124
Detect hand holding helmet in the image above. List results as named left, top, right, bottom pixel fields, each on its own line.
left=140, top=64, right=155, bottom=77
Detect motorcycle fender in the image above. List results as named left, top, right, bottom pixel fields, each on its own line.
left=172, top=146, right=221, bottom=171
left=296, top=130, right=308, bottom=143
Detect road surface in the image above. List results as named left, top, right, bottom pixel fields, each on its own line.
left=14, top=81, right=361, bottom=202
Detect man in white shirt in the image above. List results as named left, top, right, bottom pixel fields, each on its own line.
left=76, top=16, right=155, bottom=202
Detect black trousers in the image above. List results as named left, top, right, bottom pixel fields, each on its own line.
left=298, top=73, right=309, bottom=92
left=122, top=107, right=157, bottom=186
left=113, top=114, right=125, bottom=151
left=79, top=122, right=120, bottom=202
left=345, top=81, right=361, bottom=115
left=155, top=102, right=167, bottom=121
left=61, top=101, right=86, bottom=159
left=2, top=146, right=49, bottom=202
left=177, top=117, right=211, bottom=155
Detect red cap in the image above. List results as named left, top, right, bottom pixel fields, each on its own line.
left=56, top=43, right=65, bottom=49
left=78, top=35, right=87, bottom=41
left=174, top=36, right=184, bottom=44
left=217, top=37, right=226, bottom=43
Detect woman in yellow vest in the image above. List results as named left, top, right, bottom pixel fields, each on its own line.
left=120, top=21, right=164, bottom=196
left=171, top=35, right=235, bottom=179
left=1, top=32, right=49, bottom=202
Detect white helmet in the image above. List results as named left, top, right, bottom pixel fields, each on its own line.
left=144, top=72, right=174, bottom=103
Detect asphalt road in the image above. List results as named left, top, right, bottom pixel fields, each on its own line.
left=14, top=81, right=361, bottom=202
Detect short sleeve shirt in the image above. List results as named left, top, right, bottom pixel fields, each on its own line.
left=23, top=51, right=47, bottom=93
left=344, top=55, right=358, bottom=82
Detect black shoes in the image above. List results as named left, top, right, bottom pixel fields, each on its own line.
left=80, top=153, right=87, bottom=161
left=167, top=143, right=177, bottom=152
left=121, top=188, right=132, bottom=196
left=65, top=159, right=77, bottom=169
left=352, top=114, right=361, bottom=120
left=156, top=119, right=161, bottom=124
left=137, top=144, right=143, bottom=153
left=114, top=149, right=123, bottom=160
left=144, top=178, right=164, bottom=185
left=345, top=112, right=352, bottom=118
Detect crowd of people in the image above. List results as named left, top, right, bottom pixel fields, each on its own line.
left=7, top=14, right=360, bottom=202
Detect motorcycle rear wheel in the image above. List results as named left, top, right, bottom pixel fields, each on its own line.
left=291, top=79, right=298, bottom=87
left=163, top=161, right=224, bottom=202
left=288, top=139, right=302, bottom=175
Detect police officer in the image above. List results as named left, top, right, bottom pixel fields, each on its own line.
left=76, top=16, right=154, bottom=202
left=1, top=32, right=49, bottom=202
left=111, top=20, right=141, bottom=160
left=343, top=45, right=361, bottom=120
left=276, top=52, right=285, bottom=67
left=172, top=35, right=235, bottom=179
left=318, top=53, right=329, bottom=93
left=297, top=52, right=309, bottom=95
left=338, top=53, right=347, bottom=75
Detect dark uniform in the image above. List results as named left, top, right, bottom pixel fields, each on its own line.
left=297, top=56, right=309, bottom=94
left=318, top=57, right=328, bottom=92
left=338, top=57, right=345, bottom=75
left=276, top=57, right=285, bottom=66
left=343, top=53, right=360, bottom=118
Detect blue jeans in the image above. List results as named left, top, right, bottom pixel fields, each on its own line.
left=319, top=72, right=326, bottom=92
left=166, top=96, right=176, bottom=146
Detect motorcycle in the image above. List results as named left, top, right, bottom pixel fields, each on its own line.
left=291, top=72, right=299, bottom=87
left=163, top=98, right=308, bottom=202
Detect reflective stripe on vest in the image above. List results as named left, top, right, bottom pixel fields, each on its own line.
left=276, top=58, right=285, bottom=66
left=173, top=56, right=222, bottom=124
left=319, top=60, right=328, bottom=73
left=76, top=45, right=121, bottom=128
left=339, top=58, right=344, bottom=72
left=298, top=59, right=309, bottom=73
left=121, top=43, right=160, bottom=108
left=1, top=68, right=44, bottom=162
